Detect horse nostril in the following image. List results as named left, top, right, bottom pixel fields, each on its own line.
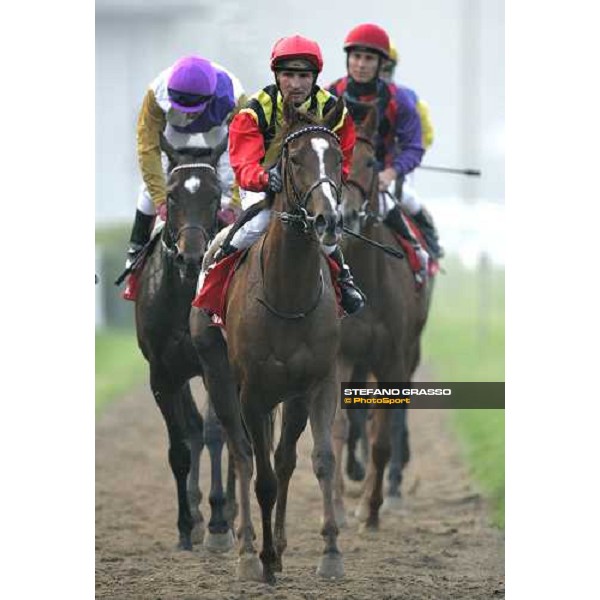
left=315, top=214, right=327, bottom=236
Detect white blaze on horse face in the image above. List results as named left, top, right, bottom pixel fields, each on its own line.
left=184, top=176, right=201, bottom=194
left=310, top=138, right=337, bottom=211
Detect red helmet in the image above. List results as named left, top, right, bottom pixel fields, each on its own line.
left=343, top=23, right=390, bottom=59
left=270, top=35, right=324, bottom=73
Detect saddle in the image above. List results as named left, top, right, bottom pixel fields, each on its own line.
left=192, top=246, right=343, bottom=326
left=391, top=211, right=440, bottom=282
left=120, top=221, right=164, bottom=301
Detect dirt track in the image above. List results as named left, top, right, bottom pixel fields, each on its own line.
left=96, top=379, right=504, bottom=599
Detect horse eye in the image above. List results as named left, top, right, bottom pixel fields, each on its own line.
left=365, top=158, right=375, bottom=168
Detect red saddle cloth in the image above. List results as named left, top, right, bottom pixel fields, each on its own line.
left=393, top=215, right=440, bottom=281
left=191, top=251, right=343, bottom=325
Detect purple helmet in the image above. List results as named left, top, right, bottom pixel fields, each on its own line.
left=167, top=56, right=217, bottom=113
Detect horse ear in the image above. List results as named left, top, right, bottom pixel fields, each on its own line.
left=210, top=133, right=228, bottom=167
left=160, top=133, right=180, bottom=167
left=282, top=95, right=298, bottom=126
left=360, top=102, right=378, bottom=139
left=322, top=96, right=345, bottom=131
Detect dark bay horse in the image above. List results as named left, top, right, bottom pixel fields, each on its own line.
left=332, top=105, right=434, bottom=530
left=192, top=98, right=347, bottom=584
left=134, top=135, right=236, bottom=551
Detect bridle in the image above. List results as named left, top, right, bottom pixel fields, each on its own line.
left=258, top=125, right=342, bottom=319
left=272, top=125, right=343, bottom=232
left=345, top=134, right=381, bottom=225
left=162, top=162, right=218, bottom=257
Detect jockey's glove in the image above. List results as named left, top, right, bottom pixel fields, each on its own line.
left=266, top=166, right=283, bottom=193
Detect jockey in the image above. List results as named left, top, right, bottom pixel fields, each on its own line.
left=327, top=24, right=440, bottom=277
left=214, top=34, right=365, bottom=315
left=380, top=39, right=442, bottom=257
left=125, top=55, right=244, bottom=269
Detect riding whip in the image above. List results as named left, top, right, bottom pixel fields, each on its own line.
left=418, top=165, right=481, bottom=177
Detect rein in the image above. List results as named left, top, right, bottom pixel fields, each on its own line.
left=258, top=125, right=339, bottom=319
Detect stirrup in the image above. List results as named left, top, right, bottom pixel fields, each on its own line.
left=125, top=243, right=144, bottom=270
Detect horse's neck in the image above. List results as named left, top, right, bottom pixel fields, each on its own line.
left=148, top=240, right=195, bottom=300
left=262, top=219, right=322, bottom=313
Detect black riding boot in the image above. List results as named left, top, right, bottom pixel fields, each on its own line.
left=330, top=247, right=366, bottom=315
left=411, top=208, right=444, bottom=258
left=125, top=209, right=154, bottom=269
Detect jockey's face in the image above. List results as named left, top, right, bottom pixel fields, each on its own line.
left=277, top=71, right=314, bottom=105
left=348, top=50, right=380, bottom=83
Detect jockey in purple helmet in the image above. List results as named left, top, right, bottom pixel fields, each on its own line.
left=125, top=55, right=245, bottom=269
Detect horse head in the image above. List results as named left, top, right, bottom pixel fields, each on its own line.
left=272, top=96, right=346, bottom=248
left=342, top=102, right=379, bottom=234
left=160, top=133, right=225, bottom=278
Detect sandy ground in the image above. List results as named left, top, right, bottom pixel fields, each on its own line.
left=96, top=379, right=504, bottom=599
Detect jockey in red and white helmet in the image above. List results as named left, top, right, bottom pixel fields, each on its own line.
left=125, top=55, right=245, bottom=269
left=205, top=34, right=365, bottom=314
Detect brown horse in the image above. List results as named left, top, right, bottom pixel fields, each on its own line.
left=134, top=135, right=239, bottom=551
left=332, top=105, right=434, bottom=530
left=193, top=97, right=347, bottom=584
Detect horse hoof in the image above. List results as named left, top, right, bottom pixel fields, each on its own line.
left=237, top=554, right=263, bottom=581
left=347, top=461, right=365, bottom=482
left=176, top=535, right=193, bottom=551
left=263, top=568, right=277, bottom=585
left=359, top=521, right=379, bottom=534
left=354, top=503, right=369, bottom=523
left=204, top=529, right=235, bottom=553
left=381, top=495, right=407, bottom=515
left=316, top=553, right=345, bottom=579
left=191, top=521, right=206, bottom=544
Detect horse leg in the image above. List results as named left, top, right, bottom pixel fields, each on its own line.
left=331, top=359, right=353, bottom=528
left=274, top=397, right=310, bottom=571
left=224, top=447, right=238, bottom=529
left=383, top=405, right=409, bottom=512
left=346, top=364, right=369, bottom=481
left=356, top=408, right=392, bottom=532
left=203, top=397, right=234, bottom=552
left=189, top=312, right=259, bottom=580
left=310, top=377, right=344, bottom=579
left=180, top=382, right=205, bottom=544
left=150, top=368, right=195, bottom=550
left=242, top=396, right=279, bottom=585
left=332, top=405, right=349, bottom=527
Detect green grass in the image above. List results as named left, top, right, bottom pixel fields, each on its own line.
left=95, top=329, right=147, bottom=413
left=422, top=255, right=505, bottom=527
left=453, top=409, right=505, bottom=527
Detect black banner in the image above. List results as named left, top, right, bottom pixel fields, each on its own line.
left=340, top=382, right=505, bottom=409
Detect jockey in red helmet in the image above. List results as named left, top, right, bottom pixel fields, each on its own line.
left=125, top=55, right=244, bottom=270
left=379, top=38, right=441, bottom=258
left=329, top=24, right=442, bottom=278
left=207, top=34, right=365, bottom=314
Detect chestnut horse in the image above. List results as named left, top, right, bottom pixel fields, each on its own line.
left=191, top=98, right=347, bottom=584
left=333, top=105, right=434, bottom=529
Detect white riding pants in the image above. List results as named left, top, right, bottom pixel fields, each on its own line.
left=136, top=123, right=234, bottom=215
